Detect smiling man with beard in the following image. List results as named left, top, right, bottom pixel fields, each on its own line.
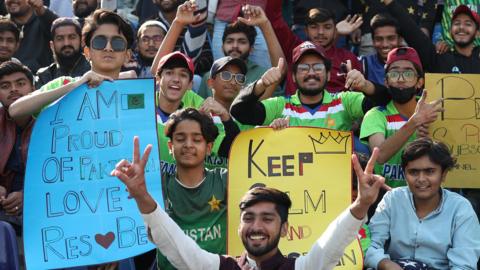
left=231, top=41, right=388, bottom=132
left=384, top=1, right=480, bottom=74
left=35, top=17, right=91, bottom=88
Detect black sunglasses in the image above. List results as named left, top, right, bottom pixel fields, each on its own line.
left=91, top=35, right=127, bottom=52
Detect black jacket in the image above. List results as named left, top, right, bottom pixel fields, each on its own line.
left=387, top=1, right=480, bottom=74
left=35, top=55, right=91, bottom=88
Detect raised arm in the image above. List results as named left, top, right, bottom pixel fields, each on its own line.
left=151, top=1, right=202, bottom=75
left=296, top=148, right=390, bottom=270
left=111, top=137, right=220, bottom=270
left=238, top=5, right=287, bottom=98
left=8, top=71, right=113, bottom=119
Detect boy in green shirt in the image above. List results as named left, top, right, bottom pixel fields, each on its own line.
left=360, top=47, right=443, bottom=187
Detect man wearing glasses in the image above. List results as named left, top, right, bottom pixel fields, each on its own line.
left=360, top=47, right=443, bottom=188
left=133, top=20, right=167, bottom=78
left=8, top=9, right=134, bottom=118
left=231, top=41, right=388, bottom=132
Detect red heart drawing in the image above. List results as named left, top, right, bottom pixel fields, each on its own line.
left=95, top=232, right=115, bottom=249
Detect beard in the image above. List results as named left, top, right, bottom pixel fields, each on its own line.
left=224, top=49, right=250, bottom=61
left=454, top=34, right=476, bottom=48
left=296, top=74, right=326, bottom=97
left=56, top=48, right=82, bottom=68
left=156, top=0, right=180, bottom=13
left=73, top=1, right=97, bottom=18
left=139, top=53, right=154, bottom=66
left=242, top=231, right=281, bottom=257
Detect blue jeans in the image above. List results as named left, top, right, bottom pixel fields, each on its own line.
left=212, top=18, right=272, bottom=69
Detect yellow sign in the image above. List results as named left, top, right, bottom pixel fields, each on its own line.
left=227, top=127, right=363, bottom=269
left=425, top=73, right=480, bottom=188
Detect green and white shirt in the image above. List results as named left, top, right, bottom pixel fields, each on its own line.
left=360, top=101, right=416, bottom=187
left=262, top=89, right=365, bottom=130
left=157, top=168, right=227, bottom=269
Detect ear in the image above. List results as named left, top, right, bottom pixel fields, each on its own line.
left=124, top=49, right=132, bottom=65
left=206, top=142, right=213, bottom=155
left=326, top=71, right=331, bottom=82
left=280, top=221, right=288, bottom=237
left=49, top=40, right=54, bottom=53
left=84, top=47, right=91, bottom=61
left=168, top=140, right=173, bottom=155
left=207, top=78, right=214, bottom=88
left=416, top=77, right=425, bottom=89
left=441, top=169, right=448, bottom=183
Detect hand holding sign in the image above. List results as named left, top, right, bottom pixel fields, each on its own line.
left=350, top=148, right=390, bottom=219
left=111, top=136, right=157, bottom=214
left=81, top=70, right=114, bottom=88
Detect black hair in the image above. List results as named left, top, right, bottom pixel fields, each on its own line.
left=82, top=9, right=134, bottom=49
left=305, top=8, right=336, bottom=25
left=0, top=61, right=34, bottom=86
left=51, top=17, right=82, bottom=38
left=165, top=108, right=219, bottom=143
left=157, top=58, right=193, bottom=81
left=222, top=21, right=257, bottom=47
left=239, top=187, right=292, bottom=224
left=0, top=19, right=20, bottom=41
left=401, top=137, right=456, bottom=172
left=370, top=13, right=400, bottom=38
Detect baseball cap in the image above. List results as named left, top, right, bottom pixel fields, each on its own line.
left=385, top=47, right=423, bottom=74
left=209, top=56, right=247, bottom=78
left=157, top=51, right=194, bottom=77
left=292, top=41, right=329, bottom=65
left=452, top=5, right=480, bottom=27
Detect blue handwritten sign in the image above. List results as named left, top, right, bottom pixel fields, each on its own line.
left=23, top=79, right=163, bottom=269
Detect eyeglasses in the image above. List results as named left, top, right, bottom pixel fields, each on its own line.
left=386, top=70, right=418, bottom=82
left=140, top=35, right=164, bottom=44
left=296, top=63, right=325, bottom=74
left=218, top=71, right=246, bottom=85
left=91, top=35, right=127, bottom=52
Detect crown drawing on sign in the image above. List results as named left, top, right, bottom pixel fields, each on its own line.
left=308, top=132, right=350, bottom=154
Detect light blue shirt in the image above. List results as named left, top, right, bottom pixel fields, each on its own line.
left=365, top=187, right=480, bottom=269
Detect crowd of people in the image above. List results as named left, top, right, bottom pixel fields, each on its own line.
left=1, top=0, right=480, bottom=269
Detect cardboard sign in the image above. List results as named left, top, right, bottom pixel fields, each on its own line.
left=425, top=73, right=480, bottom=188
left=227, top=127, right=363, bottom=269
left=23, top=79, right=163, bottom=269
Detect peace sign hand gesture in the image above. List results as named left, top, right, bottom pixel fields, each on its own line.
left=111, top=137, right=157, bottom=213
left=350, top=148, right=391, bottom=219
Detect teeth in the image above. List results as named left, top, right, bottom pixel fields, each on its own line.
left=249, top=235, right=265, bottom=240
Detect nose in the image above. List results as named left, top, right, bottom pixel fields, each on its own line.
left=148, top=38, right=155, bottom=46
left=104, top=39, right=113, bottom=52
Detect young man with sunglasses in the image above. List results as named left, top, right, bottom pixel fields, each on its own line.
left=8, top=9, right=134, bottom=119
left=360, top=47, right=443, bottom=188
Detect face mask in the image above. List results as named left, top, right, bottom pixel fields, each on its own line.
left=388, top=86, right=416, bottom=104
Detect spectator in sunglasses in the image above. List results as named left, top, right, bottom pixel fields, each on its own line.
left=8, top=9, right=134, bottom=119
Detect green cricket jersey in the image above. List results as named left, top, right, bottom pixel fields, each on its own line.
left=360, top=101, right=416, bottom=187
left=261, top=89, right=365, bottom=130
left=157, top=168, right=228, bottom=270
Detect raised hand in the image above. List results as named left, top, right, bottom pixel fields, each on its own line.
left=344, top=60, right=367, bottom=91
left=336, top=14, right=363, bottom=36
left=412, top=90, right=443, bottom=127
left=237, top=5, right=268, bottom=27
left=175, top=1, right=202, bottom=26
left=258, top=57, right=285, bottom=89
left=350, top=148, right=391, bottom=219
left=111, top=136, right=152, bottom=200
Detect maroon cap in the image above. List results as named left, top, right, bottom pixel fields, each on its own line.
left=386, top=47, right=423, bottom=74
left=452, top=5, right=480, bottom=26
left=157, top=51, right=194, bottom=76
left=292, top=41, right=328, bottom=65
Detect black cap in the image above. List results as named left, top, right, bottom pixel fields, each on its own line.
left=210, top=56, right=247, bottom=78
